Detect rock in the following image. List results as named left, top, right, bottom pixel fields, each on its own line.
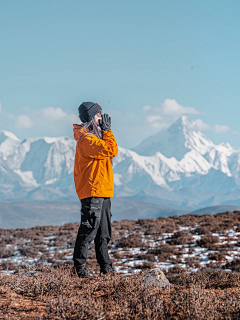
left=143, top=268, right=170, bottom=288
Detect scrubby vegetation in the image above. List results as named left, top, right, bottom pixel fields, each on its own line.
left=1, top=211, right=240, bottom=318
left=0, top=266, right=240, bottom=319
left=2, top=210, right=240, bottom=273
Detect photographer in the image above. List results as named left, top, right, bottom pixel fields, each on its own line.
left=73, top=102, right=118, bottom=278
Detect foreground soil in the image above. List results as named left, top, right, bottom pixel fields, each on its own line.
left=0, top=267, right=240, bottom=319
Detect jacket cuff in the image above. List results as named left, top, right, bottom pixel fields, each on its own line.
left=102, top=129, right=112, bottom=135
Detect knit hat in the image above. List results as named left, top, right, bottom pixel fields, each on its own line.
left=78, top=102, right=102, bottom=123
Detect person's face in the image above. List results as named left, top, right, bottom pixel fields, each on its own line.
left=94, top=112, right=102, bottom=126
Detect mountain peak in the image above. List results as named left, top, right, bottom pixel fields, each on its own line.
left=133, top=116, right=214, bottom=159
left=169, top=116, right=199, bottom=133
left=176, top=115, right=189, bottom=124
left=0, top=130, right=21, bottom=143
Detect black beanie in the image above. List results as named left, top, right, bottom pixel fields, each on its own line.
left=78, top=102, right=102, bottom=123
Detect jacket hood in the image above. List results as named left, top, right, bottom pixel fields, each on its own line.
left=73, top=124, right=85, bottom=141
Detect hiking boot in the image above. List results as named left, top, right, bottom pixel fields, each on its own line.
left=76, top=266, right=90, bottom=278
left=100, top=263, right=115, bottom=275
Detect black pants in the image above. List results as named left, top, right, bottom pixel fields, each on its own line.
left=73, top=197, right=112, bottom=269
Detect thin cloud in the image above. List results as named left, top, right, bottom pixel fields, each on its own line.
left=16, top=115, right=34, bottom=129
left=160, top=99, right=200, bottom=115
left=0, top=101, right=2, bottom=113
left=146, top=115, right=162, bottom=123
left=142, top=99, right=199, bottom=131
left=214, top=124, right=230, bottom=133
left=19, top=107, right=77, bottom=125
left=42, top=107, right=67, bottom=121
left=41, top=107, right=77, bottom=124
left=195, top=119, right=211, bottom=131
left=145, top=115, right=168, bottom=130
left=151, top=122, right=169, bottom=130
left=195, top=118, right=230, bottom=133
left=143, top=99, right=200, bottom=116
left=142, top=105, right=152, bottom=112
left=10, top=107, right=79, bottom=134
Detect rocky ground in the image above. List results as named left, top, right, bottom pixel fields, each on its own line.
left=1, top=211, right=240, bottom=318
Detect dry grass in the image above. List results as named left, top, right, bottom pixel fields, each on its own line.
left=1, top=211, right=240, bottom=318
left=0, top=267, right=240, bottom=319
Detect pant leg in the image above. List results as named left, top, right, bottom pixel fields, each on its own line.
left=73, top=197, right=104, bottom=268
left=94, top=198, right=112, bottom=267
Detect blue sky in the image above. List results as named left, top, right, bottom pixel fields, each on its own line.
left=0, top=0, right=240, bottom=148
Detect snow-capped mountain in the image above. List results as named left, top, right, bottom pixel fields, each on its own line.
left=133, top=116, right=215, bottom=159
left=0, top=130, right=76, bottom=200
left=114, top=116, right=240, bottom=209
left=0, top=116, right=240, bottom=210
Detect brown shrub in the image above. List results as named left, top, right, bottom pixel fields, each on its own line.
left=208, top=252, right=227, bottom=261
left=143, top=252, right=156, bottom=261
left=167, top=230, right=195, bottom=245
left=19, top=244, right=38, bottom=257
left=192, top=226, right=211, bottom=235
left=185, top=256, right=197, bottom=267
left=224, top=259, right=240, bottom=272
left=115, top=233, right=142, bottom=248
left=148, top=244, right=175, bottom=262
left=33, top=235, right=44, bottom=245
left=0, top=246, right=15, bottom=258
left=170, top=269, right=240, bottom=289
left=197, top=235, right=219, bottom=248
left=175, top=214, right=200, bottom=228
left=220, top=242, right=234, bottom=250
left=53, top=239, right=67, bottom=248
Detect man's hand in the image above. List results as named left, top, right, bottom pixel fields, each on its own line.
left=99, top=113, right=111, bottom=131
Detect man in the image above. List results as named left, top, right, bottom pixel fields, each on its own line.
left=73, top=102, right=118, bottom=278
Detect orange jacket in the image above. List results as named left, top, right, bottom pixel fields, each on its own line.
left=73, top=124, right=118, bottom=200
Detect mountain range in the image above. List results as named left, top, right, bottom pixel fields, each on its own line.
left=1, top=115, right=240, bottom=211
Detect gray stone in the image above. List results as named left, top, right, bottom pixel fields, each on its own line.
left=143, top=268, right=170, bottom=288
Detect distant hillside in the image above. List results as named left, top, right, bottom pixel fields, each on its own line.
left=190, top=205, right=240, bottom=215
left=1, top=200, right=240, bottom=229
left=0, top=199, right=189, bottom=229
